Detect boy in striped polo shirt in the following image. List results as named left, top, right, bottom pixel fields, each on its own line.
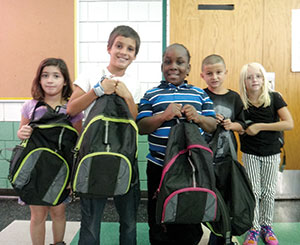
left=137, top=43, right=216, bottom=245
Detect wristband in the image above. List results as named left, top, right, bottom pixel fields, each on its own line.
left=93, top=76, right=106, bottom=97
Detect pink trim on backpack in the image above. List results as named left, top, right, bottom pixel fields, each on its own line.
left=157, top=144, right=213, bottom=191
left=161, top=187, right=217, bottom=223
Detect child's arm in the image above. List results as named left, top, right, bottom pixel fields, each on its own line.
left=138, top=103, right=183, bottom=135
left=221, top=118, right=244, bottom=133
left=246, top=106, right=294, bottom=136
left=17, top=116, right=32, bottom=140
left=67, top=77, right=121, bottom=117
left=115, top=81, right=138, bottom=119
left=67, top=86, right=98, bottom=116
left=182, top=104, right=216, bottom=133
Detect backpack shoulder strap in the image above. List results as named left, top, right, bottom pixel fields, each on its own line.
left=30, top=101, right=47, bottom=122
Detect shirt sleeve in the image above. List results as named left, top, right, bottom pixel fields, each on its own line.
left=21, top=100, right=37, bottom=120
left=69, top=112, right=84, bottom=124
left=73, top=72, right=93, bottom=93
left=200, top=90, right=216, bottom=117
left=273, top=92, right=287, bottom=110
left=136, top=91, right=153, bottom=122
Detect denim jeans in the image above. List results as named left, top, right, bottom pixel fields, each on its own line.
left=78, top=183, right=140, bottom=245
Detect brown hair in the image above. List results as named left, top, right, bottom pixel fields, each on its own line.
left=201, top=54, right=226, bottom=71
left=31, top=58, right=72, bottom=101
left=107, top=25, right=141, bottom=56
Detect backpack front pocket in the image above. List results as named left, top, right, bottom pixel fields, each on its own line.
left=12, top=148, right=69, bottom=205
left=160, top=187, right=217, bottom=224
left=73, top=152, right=132, bottom=197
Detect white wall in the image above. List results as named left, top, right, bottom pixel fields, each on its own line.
left=77, top=0, right=164, bottom=99
left=0, top=101, right=25, bottom=122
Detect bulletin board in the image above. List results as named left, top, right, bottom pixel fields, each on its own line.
left=0, top=0, right=75, bottom=99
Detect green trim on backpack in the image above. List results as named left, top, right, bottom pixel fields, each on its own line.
left=12, top=147, right=70, bottom=205
left=72, top=151, right=132, bottom=194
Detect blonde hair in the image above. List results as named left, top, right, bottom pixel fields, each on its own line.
left=239, top=62, right=271, bottom=109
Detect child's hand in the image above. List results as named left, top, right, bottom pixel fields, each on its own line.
left=115, top=81, right=132, bottom=99
left=215, top=113, right=225, bottom=124
left=163, top=103, right=182, bottom=121
left=182, top=104, right=198, bottom=122
left=18, top=125, right=33, bottom=140
left=102, top=77, right=118, bottom=95
left=221, top=118, right=233, bottom=130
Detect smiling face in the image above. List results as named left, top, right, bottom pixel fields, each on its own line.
left=201, top=62, right=227, bottom=91
left=245, top=65, right=264, bottom=94
left=162, top=45, right=191, bottom=86
left=107, top=35, right=137, bottom=76
left=40, top=65, right=65, bottom=98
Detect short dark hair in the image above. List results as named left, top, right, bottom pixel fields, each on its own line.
left=31, top=58, right=72, bottom=101
left=163, top=43, right=191, bottom=63
left=107, top=25, right=141, bottom=56
left=201, top=54, right=226, bottom=71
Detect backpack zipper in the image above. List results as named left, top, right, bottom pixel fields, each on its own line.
left=58, top=127, right=65, bottom=151
left=104, top=120, right=111, bottom=152
left=187, top=150, right=196, bottom=187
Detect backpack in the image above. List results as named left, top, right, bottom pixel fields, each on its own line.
left=155, top=121, right=231, bottom=243
left=8, top=101, right=78, bottom=206
left=71, top=94, right=138, bottom=198
left=205, top=125, right=255, bottom=236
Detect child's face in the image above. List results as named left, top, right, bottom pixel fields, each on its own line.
left=107, top=36, right=136, bottom=73
left=245, top=65, right=264, bottom=93
left=201, top=63, right=227, bottom=90
left=40, top=65, right=65, bottom=97
left=162, top=46, right=190, bottom=86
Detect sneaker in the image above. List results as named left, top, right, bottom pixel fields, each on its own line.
left=243, top=229, right=260, bottom=245
left=261, top=225, right=278, bottom=245
left=17, top=197, right=26, bottom=206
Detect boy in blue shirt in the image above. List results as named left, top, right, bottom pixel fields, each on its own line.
left=137, top=43, right=216, bottom=245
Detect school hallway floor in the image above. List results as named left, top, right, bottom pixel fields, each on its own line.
left=0, top=197, right=299, bottom=244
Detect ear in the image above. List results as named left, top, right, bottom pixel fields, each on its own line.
left=187, top=64, right=191, bottom=75
left=161, top=64, right=163, bottom=72
left=107, top=45, right=111, bottom=55
left=200, top=72, right=204, bottom=79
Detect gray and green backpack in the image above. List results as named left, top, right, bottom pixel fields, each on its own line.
left=9, top=101, right=78, bottom=205
left=71, top=94, right=139, bottom=198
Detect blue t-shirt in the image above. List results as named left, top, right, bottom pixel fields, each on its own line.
left=137, top=80, right=216, bottom=166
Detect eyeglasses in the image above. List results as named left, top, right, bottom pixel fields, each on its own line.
left=246, top=74, right=263, bottom=80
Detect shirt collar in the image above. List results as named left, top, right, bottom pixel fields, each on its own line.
left=159, top=80, right=190, bottom=89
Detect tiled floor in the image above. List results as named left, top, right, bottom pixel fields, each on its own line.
left=0, top=197, right=299, bottom=244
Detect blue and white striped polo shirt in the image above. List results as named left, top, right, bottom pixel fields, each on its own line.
left=137, top=80, right=215, bottom=166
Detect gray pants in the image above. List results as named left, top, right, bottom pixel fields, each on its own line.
left=242, top=153, right=281, bottom=230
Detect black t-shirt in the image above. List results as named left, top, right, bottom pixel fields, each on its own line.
left=239, top=92, right=287, bottom=156
left=204, top=88, right=245, bottom=157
